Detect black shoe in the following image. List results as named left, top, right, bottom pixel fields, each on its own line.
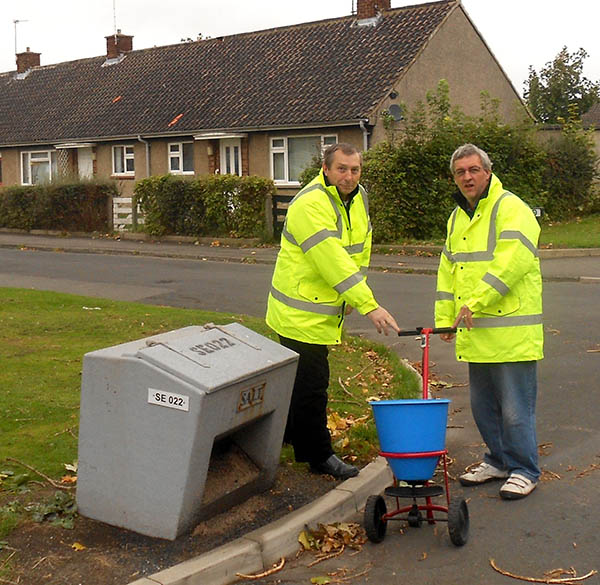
left=310, top=454, right=359, bottom=480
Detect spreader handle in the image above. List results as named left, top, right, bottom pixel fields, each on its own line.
left=397, top=327, right=457, bottom=337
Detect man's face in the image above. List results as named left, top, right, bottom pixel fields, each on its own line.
left=323, top=151, right=362, bottom=198
left=453, top=154, right=491, bottom=207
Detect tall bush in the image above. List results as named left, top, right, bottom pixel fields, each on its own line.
left=362, top=81, right=551, bottom=241
left=543, top=107, right=599, bottom=218
left=135, top=174, right=275, bottom=239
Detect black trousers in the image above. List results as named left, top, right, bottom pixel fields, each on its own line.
left=279, top=336, right=334, bottom=464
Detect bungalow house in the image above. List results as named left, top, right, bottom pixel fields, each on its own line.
left=0, top=0, right=525, bottom=206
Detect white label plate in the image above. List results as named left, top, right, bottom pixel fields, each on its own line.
left=147, top=388, right=190, bottom=412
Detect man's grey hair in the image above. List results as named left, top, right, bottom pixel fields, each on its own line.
left=323, top=143, right=362, bottom=168
left=450, top=144, right=492, bottom=173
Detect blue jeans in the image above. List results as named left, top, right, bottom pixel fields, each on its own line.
left=468, top=361, right=540, bottom=482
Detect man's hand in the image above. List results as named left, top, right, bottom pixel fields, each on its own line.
left=345, top=304, right=354, bottom=316
left=453, top=305, right=474, bottom=330
left=440, top=332, right=455, bottom=343
left=366, top=306, right=400, bottom=336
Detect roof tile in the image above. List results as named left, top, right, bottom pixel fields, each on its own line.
left=0, top=0, right=455, bottom=145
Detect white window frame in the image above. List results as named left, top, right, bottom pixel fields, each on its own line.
left=112, top=145, right=135, bottom=176
left=168, top=141, right=195, bottom=175
left=20, top=150, right=58, bottom=185
left=270, top=134, right=337, bottom=185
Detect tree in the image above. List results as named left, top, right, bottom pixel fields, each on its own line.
left=524, top=47, right=600, bottom=124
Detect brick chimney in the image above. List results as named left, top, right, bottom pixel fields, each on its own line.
left=105, top=30, right=133, bottom=59
left=16, top=47, right=41, bottom=73
left=356, top=0, right=391, bottom=19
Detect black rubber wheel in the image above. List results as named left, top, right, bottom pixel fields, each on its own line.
left=448, top=498, right=469, bottom=546
left=364, top=495, right=387, bottom=543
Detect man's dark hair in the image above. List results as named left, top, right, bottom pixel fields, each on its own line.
left=323, top=143, right=362, bottom=168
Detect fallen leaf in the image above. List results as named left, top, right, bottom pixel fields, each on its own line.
left=71, top=542, right=86, bottom=551
left=61, top=475, right=77, bottom=484
left=310, top=577, right=330, bottom=584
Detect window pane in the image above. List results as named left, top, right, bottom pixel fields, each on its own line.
left=126, top=157, right=135, bottom=173
left=51, top=151, right=57, bottom=179
left=272, top=138, right=285, bottom=149
left=114, top=148, right=124, bottom=173
left=323, top=135, right=337, bottom=145
left=170, top=156, right=180, bottom=171
left=125, top=146, right=134, bottom=155
left=30, top=152, right=48, bottom=160
left=22, top=153, right=30, bottom=184
left=31, top=161, right=50, bottom=184
left=288, top=136, right=320, bottom=182
left=234, top=146, right=240, bottom=176
left=183, top=143, right=194, bottom=172
left=273, top=152, right=285, bottom=181
left=169, top=144, right=180, bottom=153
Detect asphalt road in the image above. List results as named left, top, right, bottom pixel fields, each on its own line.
left=2, top=247, right=599, bottom=584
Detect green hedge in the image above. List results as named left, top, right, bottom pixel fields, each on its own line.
left=134, top=174, right=275, bottom=239
left=0, top=181, right=114, bottom=232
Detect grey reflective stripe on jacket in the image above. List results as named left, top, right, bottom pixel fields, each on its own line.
left=270, top=286, right=341, bottom=316
left=345, top=243, right=365, bottom=254
left=499, top=230, right=539, bottom=257
left=471, top=313, right=543, bottom=328
left=334, top=271, right=364, bottom=294
left=436, top=291, right=454, bottom=302
left=482, top=272, right=510, bottom=296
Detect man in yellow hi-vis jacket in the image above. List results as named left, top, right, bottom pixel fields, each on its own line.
left=266, top=143, right=399, bottom=479
left=436, top=144, right=543, bottom=499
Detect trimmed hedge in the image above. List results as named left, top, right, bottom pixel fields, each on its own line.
left=0, top=181, right=114, bottom=232
left=134, top=174, right=276, bottom=239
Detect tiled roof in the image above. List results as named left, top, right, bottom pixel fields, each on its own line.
left=582, top=102, right=600, bottom=129
left=0, top=0, right=456, bottom=146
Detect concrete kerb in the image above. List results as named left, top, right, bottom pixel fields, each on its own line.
left=127, top=457, right=393, bottom=585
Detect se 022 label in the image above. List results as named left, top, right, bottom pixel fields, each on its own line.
left=148, top=388, right=190, bottom=412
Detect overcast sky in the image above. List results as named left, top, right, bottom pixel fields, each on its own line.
left=1, top=0, right=598, bottom=98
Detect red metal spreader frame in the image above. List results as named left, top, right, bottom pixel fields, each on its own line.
left=380, top=327, right=453, bottom=524
left=364, top=326, right=468, bottom=545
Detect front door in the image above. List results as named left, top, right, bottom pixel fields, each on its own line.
left=78, top=148, right=94, bottom=179
left=220, top=139, right=241, bottom=176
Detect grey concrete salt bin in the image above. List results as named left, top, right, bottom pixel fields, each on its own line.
left=76, top=323, right=298, bottom=540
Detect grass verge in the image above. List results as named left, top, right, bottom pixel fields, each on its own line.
left=539, top=214, right=600, bottom=248
left=0, top=287, right=419, bottom=540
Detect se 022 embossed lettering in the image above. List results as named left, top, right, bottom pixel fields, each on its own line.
left=189, top=337, right=236, bottom=355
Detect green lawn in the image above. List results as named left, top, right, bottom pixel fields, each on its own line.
left=539, top=214, right=600, bottom=248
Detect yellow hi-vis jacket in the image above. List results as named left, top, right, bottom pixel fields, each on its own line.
left=266, top=169, right=378, bottom=345
left=435, top=173, right=544, bottom=363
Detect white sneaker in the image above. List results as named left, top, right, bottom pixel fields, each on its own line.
left=500, top=474, right=537, bottom=500
left=459, top=462, right=509, bottom=486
